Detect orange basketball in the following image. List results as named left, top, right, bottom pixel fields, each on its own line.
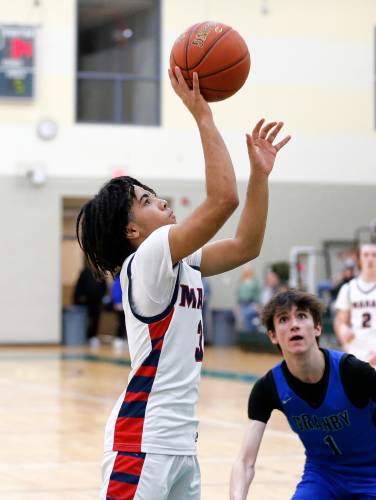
left=170, top=21, right=251, bottom=102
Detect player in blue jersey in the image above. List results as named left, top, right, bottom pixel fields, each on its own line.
left=230, top=289, right=376, bottom=500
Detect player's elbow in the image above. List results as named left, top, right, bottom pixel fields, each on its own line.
left=217, top=193, right=239, bottom=216
left=237, top=243, right=262, bottom=264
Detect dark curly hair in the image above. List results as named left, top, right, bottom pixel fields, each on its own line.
left=261, top=289, right=324, bottom=332
left=76, top=176, right=155, bottom=278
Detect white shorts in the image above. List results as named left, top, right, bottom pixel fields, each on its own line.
left=347, top=329, right=376, bottom=365
left=100, top=450, right=201, bottom=500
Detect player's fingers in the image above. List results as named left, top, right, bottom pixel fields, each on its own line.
left=274, top=135, right=291, bottom=151
left=192, top=72, right=200, bottom=94
left=246, top=133, right=255, bottom=152
left=259, top=121, right=277, bottom=139
left=174, top=66, right=188, bottom=90
left=252, top=119, right=265, bottom=140
left=267, top=122, right=284, bottom=143
left=168, top=69, right=178, bottom=88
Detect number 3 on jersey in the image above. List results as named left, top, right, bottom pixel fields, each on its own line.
left=195, top=320, right=204, bottom=362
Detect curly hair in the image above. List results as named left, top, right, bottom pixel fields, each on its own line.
left=76, top=176, right=155, bottom=278
left=261, top=289, right=324, bottom=332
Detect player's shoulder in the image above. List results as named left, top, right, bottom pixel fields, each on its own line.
left=250, top=369, right=274, bottom=396
left=340, top=351, right=375, bottom=375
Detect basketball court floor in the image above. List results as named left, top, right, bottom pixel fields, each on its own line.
left=0, top=345, right=305, bottom=499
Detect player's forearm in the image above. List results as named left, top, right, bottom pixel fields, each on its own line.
left=230, top=459, right=255, bottom=500
left=334, top=317, right=352, bottom=345
left=233, top=172, right=269, bottom=262
left=333, top=316, right=343, bottom=341
left=197, top=117, right=238, bottom=211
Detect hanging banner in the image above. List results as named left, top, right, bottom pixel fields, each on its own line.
left=0, top=25, right=35, bottom=99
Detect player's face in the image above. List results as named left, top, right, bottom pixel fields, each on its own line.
left=129, top=186, right=176, bottom=237
left=359, top=244, right=376, bottom=273
left=268, top=305, right=321, bottom=355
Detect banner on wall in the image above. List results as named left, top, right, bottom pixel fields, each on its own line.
left=0, top=25, right=35, bottom=99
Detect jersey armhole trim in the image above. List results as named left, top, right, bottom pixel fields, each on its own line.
left=127, top=255, right=181, bottom=324
left=189, top=265, right=200, bottom=271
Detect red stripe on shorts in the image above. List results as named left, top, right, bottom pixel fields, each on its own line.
left=107, top=479, right=138, bottom=500
left=113, top=454, right=144, bottom=477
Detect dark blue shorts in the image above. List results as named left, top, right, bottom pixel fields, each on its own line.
left=291, top=465, right=376, bottom=500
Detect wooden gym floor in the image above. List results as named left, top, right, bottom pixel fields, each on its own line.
left=0, top=345, right=304, bottom=500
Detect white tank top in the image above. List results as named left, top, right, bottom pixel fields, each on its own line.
left=104, top=226, right=204, bottom=455
left=338, top=278, right=376, bottom=333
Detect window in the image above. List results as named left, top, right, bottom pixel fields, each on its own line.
left=77, top=0, right=160, bottom=125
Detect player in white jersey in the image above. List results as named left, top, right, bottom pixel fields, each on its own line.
left=335, top=243, right=376, bottom=366
left=76, top=67, right=291, bottom=500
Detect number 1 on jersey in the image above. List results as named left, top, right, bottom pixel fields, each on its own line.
left=195, top=320, right=204, bottom=362
left=323, top=435, right=342, bottom=455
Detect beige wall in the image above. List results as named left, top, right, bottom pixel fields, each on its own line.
left=0, top=1, right=375, bottom=343
left=0, top=1, right=375, bottom=182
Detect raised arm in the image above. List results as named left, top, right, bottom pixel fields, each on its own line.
left=230, top=420, right=266, bottom=500
left=201, top=119, right=291, bottom=277
left=167, top=67, right=239, bottom=265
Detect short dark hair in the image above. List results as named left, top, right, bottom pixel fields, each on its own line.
left=76, top=176, right=155, bottom=278
left=261, top=289, right=324, bottom=332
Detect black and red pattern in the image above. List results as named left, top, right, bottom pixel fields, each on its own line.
left=113, top=308, right=174, bottom=452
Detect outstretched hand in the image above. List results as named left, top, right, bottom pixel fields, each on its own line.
left=246, top=119, right=291, bottom=177
left=168, top=66, right=212, bottom=123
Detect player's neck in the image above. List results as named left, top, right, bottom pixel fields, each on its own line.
left=284, top=348, right=325, bottom=384
left=360, top=272, right=376, bottom=284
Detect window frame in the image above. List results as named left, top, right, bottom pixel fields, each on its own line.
left=75, top=0, right=161, bottom=126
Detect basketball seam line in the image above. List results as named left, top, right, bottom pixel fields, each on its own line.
left=186, top=23, right=200, bottom=72
left=187, top=51, right=250, bottom=82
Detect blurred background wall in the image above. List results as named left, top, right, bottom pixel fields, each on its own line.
left=0, top=0, right=375, bottom=342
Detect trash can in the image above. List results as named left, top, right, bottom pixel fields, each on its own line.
left=211, top=309, right=235, bottom=346
left=62, top=305, right=87, bottom=345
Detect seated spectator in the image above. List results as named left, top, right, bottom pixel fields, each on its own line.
left=73, top=262, right=107, bottom=347
left=235, top=264, right=261, bottom=331
left=260, top=270, right=281, bottom=305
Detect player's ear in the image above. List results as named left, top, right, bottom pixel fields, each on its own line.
left=314, top=323, right=322, bottom=338
left=267, top=329, right=278, bottom=344
left=125, top=222, right=140, bottom=241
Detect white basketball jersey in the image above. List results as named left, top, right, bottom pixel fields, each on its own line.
left=336, top=278, right=376, bottom=362
left=104, top=225, right=204, bottom=455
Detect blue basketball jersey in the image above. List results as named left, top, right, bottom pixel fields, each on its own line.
left=272, top=349, right=376, bottom=475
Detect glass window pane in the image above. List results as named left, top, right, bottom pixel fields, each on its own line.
left=77, top=79, right=114, bottom=123
left=121, top=80, right=158, bottom=125
left=78, top=0, right=159, bottom=76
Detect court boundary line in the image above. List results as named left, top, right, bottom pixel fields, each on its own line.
left=0, top=352, right=260, bottom=383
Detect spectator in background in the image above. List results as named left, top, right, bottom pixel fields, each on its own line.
left=331, top=258, right=356, bottom=301
left=73, top=262, right=107, bottom=347
left=111, top=275, right=127, bottom=351
left=236, top=264, right=261, bottom=331
left=260, top=270, right=281, bottom=305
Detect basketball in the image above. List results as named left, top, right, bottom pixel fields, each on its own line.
left=170, top=21, right=251, bottom=102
